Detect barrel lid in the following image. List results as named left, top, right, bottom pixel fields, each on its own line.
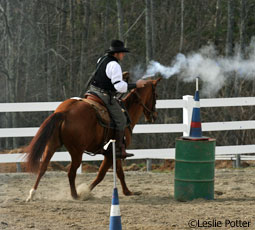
left=178, top=136, right=216, bottom=141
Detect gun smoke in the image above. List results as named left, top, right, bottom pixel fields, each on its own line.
left=139, top=41, right=255, bottom=96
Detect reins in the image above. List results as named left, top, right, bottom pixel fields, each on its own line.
left=134, top=84, right=157, bottom=121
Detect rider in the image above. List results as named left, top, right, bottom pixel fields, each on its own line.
left=88, top=39, right=147, bottom=159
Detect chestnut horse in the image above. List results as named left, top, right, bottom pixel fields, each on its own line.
left=25, top=78, right=161, bottom=201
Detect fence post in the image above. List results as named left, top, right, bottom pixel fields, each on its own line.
left=182, top=95, right=194, bottom=136
left=234, top=154, right=241, bottom=168
left=16, top=163, right=22, bottom=172
left=146, top=159, right=152, bottom=171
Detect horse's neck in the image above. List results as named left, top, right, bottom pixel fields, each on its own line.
left=123, top=89, right=146, bottom=129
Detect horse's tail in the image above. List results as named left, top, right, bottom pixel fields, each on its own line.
left=25, top=112, right=64, bottom=173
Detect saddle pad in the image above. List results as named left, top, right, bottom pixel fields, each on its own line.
left=82, top=98, right=110, bottom=126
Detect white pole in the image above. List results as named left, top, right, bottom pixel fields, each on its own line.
left=182, top=95, right=194, bottom=136
left=196, top=77, right=199, bottom=91
left=112, top=140, right=117, bottom=189
left=104, top=139, right=117, bottom=188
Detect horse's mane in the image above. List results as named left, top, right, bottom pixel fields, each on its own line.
left=123, top=80, right=153, bottom=109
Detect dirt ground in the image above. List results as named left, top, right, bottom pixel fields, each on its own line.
left=1, top=167, right=255, bottom=230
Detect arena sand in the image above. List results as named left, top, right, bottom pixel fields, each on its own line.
left=1, top=168, right=255, bottom=230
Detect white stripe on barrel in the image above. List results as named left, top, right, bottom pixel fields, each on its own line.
left=194, top=101, right=200, bottom=108
left=110, top=204, right=121, bottom=217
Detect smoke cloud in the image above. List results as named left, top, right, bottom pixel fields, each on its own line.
left=137, top=40, right=255, bottom=96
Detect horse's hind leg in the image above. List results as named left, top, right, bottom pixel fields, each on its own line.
left=68, top=151, right=83, bottom=199
left=89, top=156, right=112, bottom=191
left=115, top=159, right=133, bottom=195
left=26, top=145, right=56, bottom=202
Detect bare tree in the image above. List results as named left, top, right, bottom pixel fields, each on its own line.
left=179, top=0, right=184, bottom=52
left=145, top=0, right=152, bottom=65
left=78, top=0, right=91, bottom=96
left=226, top=0, right=234, bottom=56
left=175, top=0, right=185, bottom=99
left=150, top=0, right=155, bottom=57
left=44, top=2, right=53, bottom=102
left=57, top=0, right=68, bottom=99
left=239, top=0, right=246, bottom=58
left=103, top=0, right=109, bottom=49
left=69, top=0, right=75, bottom=96
left=116, top=0, right=123, bottom=40
left=214, top=0, right=220, bottom=45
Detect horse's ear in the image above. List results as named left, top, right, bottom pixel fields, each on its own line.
left=153, top=77, right=162, bottom=85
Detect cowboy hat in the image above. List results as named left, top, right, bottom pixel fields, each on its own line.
left=106, top=39, right=130, bottom=53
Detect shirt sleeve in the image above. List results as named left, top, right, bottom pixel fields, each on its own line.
left=105, top=61, right=128, bottom=93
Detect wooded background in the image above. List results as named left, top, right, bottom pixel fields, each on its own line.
left=0, top=0, right=254, bottom=151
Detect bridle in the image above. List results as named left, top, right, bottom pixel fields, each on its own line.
left=134, top=84, right=157, bottom=123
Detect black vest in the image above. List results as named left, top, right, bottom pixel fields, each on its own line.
left=91, top=55, right=119, bottom=92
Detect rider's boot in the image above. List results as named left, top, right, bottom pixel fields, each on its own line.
left=115, top=130, right=134, bottom=159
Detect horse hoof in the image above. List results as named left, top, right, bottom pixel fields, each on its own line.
left=77, top=184, right=93, bottom=201
left=26, top=188, right=36, bottom=202
left=124, top=191, right=142, bottom=196
left=71, top=195, right=79, bottom=200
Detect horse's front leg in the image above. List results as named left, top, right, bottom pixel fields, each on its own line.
left=89, top=156, right=112, bottom=191
left=116, top=160, right=141, bottom=196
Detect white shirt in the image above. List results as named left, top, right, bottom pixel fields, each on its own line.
left=105, top=61, right=128, bottom=93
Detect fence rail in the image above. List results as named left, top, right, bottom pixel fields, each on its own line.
left=0, top=96, right=255, bottom=168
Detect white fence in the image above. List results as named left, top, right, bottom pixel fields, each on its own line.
left=0, top=96, right=255, bottom=167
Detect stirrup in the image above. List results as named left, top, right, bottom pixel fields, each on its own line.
left=116, top=149, right=134, bottom=159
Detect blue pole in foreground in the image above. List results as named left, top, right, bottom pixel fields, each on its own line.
left=107, top=140, right=122, bottom=230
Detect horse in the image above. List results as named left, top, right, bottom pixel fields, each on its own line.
left=25, top=78, right=161, bottom=201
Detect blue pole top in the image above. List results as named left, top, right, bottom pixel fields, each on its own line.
left=111, top=188, right=119, bottom=205
left=194, top=91, right=200, bottom=101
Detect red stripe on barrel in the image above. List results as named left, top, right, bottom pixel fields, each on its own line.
left=190, top=122, right=201, bottom=128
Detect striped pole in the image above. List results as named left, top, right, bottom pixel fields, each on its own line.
left=189, top=80, right=202, bottom=138
left=106, top=140, right=122, bottom=230
left=186, top=77, right=209, bottom=140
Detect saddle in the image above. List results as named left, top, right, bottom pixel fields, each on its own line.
left=82, top=93, right=112, bottom=128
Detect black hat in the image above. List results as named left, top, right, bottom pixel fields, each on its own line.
left=106, top=40, right=130, bottom=53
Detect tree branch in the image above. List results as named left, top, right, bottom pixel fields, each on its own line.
left=123, top=9, right=145, bottom=38
left=0, top=3, right=12, bottom=39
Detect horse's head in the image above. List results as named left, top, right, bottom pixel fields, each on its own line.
left=134, top=78, right=161, bottom=123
